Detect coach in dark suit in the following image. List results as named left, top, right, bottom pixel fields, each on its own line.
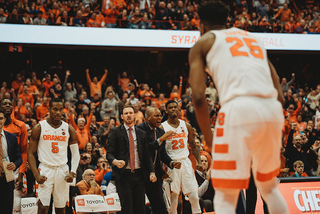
left=106, top=105, right=156, bottom=214
left=0, top=109, right=22, bottom=214
left=137, top=107, right=181, bottom=214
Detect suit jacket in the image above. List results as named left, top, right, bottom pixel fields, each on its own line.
left=3, top=130, right=22, bottom=191
left=106, top=124, right=155, bottom=181
left=136, top=122, right=172, bottom=177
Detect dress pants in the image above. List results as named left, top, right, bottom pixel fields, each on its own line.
left=145, top=176, right=168, bottom=214
left=0, top=176, right=13, bottom=214
left=116, top=169, right=146, bottom=214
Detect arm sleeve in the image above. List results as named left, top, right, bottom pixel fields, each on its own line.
left=287, top=76, right=295, bottom=87
left=94, top=169, right=106, bottom=184
left=106, top=128, right=117, bottom=164
left=77, top=183, right=96, bottom=195
left=70, top=144, right=80, bottom=174
left=99, top=73, right=107, bottom=85
left=294, top=101, right=302, bottom=115
left=69, top=114, right=77, bottom=130
left=86, top=73, right=92, bottom=85
left=198, top=179, right=209, bottom=197
left=160, top=141, right=173, bottom=168
left=18, top=124, right=28, bottom=174
left=13, top=136, right=23, bottom=170
left=85, top=113, right=93, bottom=130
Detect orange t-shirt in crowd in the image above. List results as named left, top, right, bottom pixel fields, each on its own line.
left=69, top=113, right=93, bottom=150
left=14, top=106, right=28, bottom=119
left=156, top=99, right=166, bottom=108
left=191, top=18, right=200, bottom=28
left=18, top=85, right=39, bottom=95
left=140, top=90, right=154, bottom=102
left=12, top=80, right=23, bottom=90
left=296, top=121, right=307, bottom=132
left=43, top=81, right=54, bottom=95
left=169, top=80, right=182, bottom=100
left=19, top=93, right=34, bottom=108
left=94, top=168, right=111, bottom=185
left=3, top=117, right=28, bottom=174
left=274, top=8, right=292, bottom=22
left=96, top=13, right=105, bottom=23
left=50, top=8, right=60, bottom=18
left=134, top=111, right=145, bottom=125
left=86, top=19, right=101, bottom=27
left=36, top=104, right=49, bottom=120
left=283, top=101, right=302, bottom=123
left=104, top=8, right=120, bottom=24
left=118, top=78, right=130, bottom=92
left=86, top=73, right=107, bottom=97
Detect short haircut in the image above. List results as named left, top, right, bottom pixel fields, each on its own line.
left=38, top=11, right=43, bottom=14
left=0, top=98, right=11, bottom=106
left=198, top=1, right=229, bottom=26
left=49, top=98, right=63, bottom=107
left=122, top=105, right=134, bottom=113
left=165, top=100, right=178, bottom=109
left=293, top=160, right=304, bottom=168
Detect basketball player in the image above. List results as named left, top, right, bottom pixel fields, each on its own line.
left=27, top=98, right=80, bottom=214
left=161, top=100, right=201, bottom=214
left=188, top=2, right=288, bottom=214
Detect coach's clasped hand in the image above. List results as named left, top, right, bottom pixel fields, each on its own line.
left=150, top=173, right=157, bottom=183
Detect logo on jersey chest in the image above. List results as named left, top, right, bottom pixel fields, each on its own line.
left=167, top=132, right=186, bottom=139
left=43, top=135, right=67, bottom=142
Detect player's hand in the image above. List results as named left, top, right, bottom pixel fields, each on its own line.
left=15, top=174, right=24, bottom=190
left=196, top=163, right=204, bottom=171
left=90, top=180, right=97, bottom=188
left=65, top=172, right=76, bottom=183
left=160, top=130, right=177, bottom=142
left=172, top=161, right=181, bottom=169
left=7, top=162, right=16, bottom=171
left=36, top=175, right=47, bottom=184
left=150, top=173, right=157, bottom=183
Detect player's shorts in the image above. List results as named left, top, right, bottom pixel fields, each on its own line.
left=36, top=163, right=69, bottom=208
left=169, top=158, right=198, bottom=194
left=211, top=96, right=284, bottom=189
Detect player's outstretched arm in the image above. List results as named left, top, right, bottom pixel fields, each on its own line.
left=66, top=125, right=79, bottom=182
left=27, top=124, right=47, bottom=184
left=189, top=34, right=214, bottom=150
left=268, top=59, right=285, bottom=106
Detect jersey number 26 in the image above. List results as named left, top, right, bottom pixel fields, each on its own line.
left=226, top=37, right=264, bottom=59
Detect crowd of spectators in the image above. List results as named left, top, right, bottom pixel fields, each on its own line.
left=0, top=0, right=320, bottom=32
left=3, top=62, right=320, bottom=213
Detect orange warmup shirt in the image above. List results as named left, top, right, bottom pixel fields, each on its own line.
left=12, top=80, right=23, bottom=90
left=274, top=8, right=292, bottom=22
left=95, top=168, right=111, bottom=185
left=283, top=101, right=302, bottom=123
left=43, top=81, right=54, bottom=95
left=104, top=8, right=120, bottom=24
left=118, top=78, right=130, bottom=92
left=18, top=85, right=38, bottom=95
left=3, top=118, right=28, bottom=174
left=169, top=80, right=182, bottom=100
left=69, top=113, right=93, bottom=150
left=36, top=104, right=49, bottom=121
left=86, top=19, right=101, bottom=27
left=86, top=73, right=107, bottom=97
left=19, top=93, right=34, bottom=108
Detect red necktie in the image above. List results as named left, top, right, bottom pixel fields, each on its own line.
left=128, top=127, right=135, bottom=170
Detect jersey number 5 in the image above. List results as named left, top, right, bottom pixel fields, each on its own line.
left=172, top=139, right=185, bottom=150
left=52, top=142, right=59, bottom=153
left=226, top=37, right=264, bottom=59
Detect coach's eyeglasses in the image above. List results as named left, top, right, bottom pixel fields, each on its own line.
left=86, top=173, right=95, bottom=177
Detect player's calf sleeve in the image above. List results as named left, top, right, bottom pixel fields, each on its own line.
left=214, top=188, right=240, bottom=214
left=70, top=144, right=80, bottom=174
left=256, top=178, right=289, bottom=214
left=170, top=193, right=179, bottom=214
left=188, top=191, right=201, bottom=214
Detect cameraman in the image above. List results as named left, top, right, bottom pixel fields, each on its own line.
left=94, top=157, right=111, bottom=185
left=76, top=153, right=95, bottom=183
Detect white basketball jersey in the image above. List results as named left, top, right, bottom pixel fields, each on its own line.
left=315, top=110, right=320, bottom=127
left=162, top=119, right=189, bottom=160
left=38, top=120, right=70, bottom=166
left=206, top=27, right=277, bottom=106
